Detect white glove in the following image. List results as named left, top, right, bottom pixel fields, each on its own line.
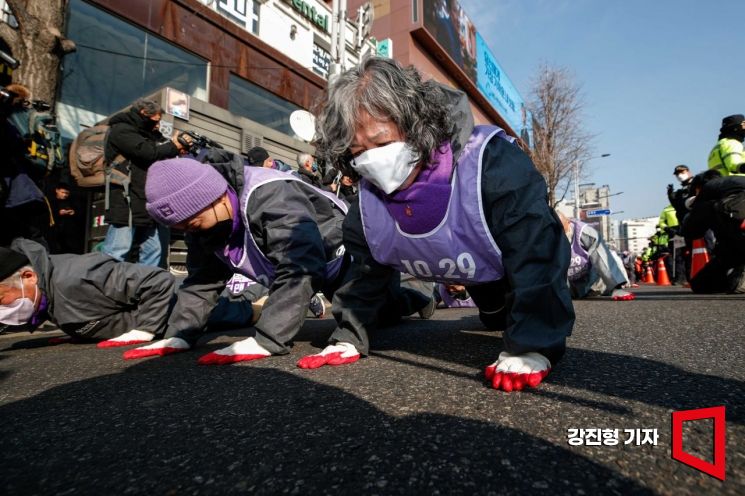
left=197, top=336, right=271, bottom=365
left=123, top=337, right=190, bottom=360
left=97, top=329, right=155, bottom=348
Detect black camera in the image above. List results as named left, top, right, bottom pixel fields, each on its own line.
left=178, top=130, right=223, bottom=153
left=31, top=100, right=51, bottom=112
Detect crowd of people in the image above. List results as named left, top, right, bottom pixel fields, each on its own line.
left=0, top=83, right=85, bottom=253
left=623, top=114, right=745, bottom=294
left=3, top=57, right=743, bottom=395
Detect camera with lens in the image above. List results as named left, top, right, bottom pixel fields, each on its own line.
left=178, top=130, right=223, bottom=154
left=31, top=100, right=51, bottom=112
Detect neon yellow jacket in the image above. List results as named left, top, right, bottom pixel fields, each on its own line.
left=708, top=138, right=745, bottom=176
left=651, top=230, right=669, bottom=247
left=641, top=247, right=652, bottom=262
left=658, top=204, right=679, bottom=229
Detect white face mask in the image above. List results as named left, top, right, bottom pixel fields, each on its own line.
left=0, top=276, right=38, bottom=326
left=350, top=142, right=419, bottom=194
left=676, top=173, right=690, bottom=183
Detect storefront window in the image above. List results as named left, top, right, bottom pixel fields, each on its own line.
left=229, top=74, right=301, bottom=136
left=58, top=0, right=208, bottom=136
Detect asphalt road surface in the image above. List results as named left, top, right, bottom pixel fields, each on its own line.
left=1, top=285, right=743, bottom=495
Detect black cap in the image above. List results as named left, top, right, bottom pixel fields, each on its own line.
left=246, top=146, right=269, bottom=166
left=721, top=114, right=745, bottom=130
left=0, top=247, right=30, bottom=282
left=673, top=164, right=689, bottom=175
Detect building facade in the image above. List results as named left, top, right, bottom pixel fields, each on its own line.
left=346, top=0, right=530, bottom=140
left=619, top=217, right=658, bottom=255
left=56, top=0, right=372, bottom=141
left=556, top=184, right=619, bottom=246
left=576, top=184, right=612, bottom=243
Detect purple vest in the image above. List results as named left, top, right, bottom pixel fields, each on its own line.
left=215, top=167, right=348, bottom=287
left=359, top=125, right=508, bottom=284
left=567, top=219, right=591, bottom=281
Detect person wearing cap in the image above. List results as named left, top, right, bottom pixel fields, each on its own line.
left=668, top=165, right=699, bottom=285
left=121, top=157, right=433, bottom=364
left=708, top=114, right=745, bottom=177
left=667, top=165, right=693, bottom=222
left=557, top=212, right=634, bottom=301
left=245, top=146, right=274, bottom=168
left=311, top=57, right=575, bottom=392
left=0, top=239, right=174, bottom=342
left=681, top=170, right=745, bottom=293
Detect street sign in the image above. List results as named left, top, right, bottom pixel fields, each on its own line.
left=585, top=209, right=611, bottom=217
left=377, top=38, right=393, bottom=58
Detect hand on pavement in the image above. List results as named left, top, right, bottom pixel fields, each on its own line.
left=197, top=337, right=271, bottom=365
left=484, top=351, right=551, bottom=392
left=97, top=329, right=155, bottom=348
left=123, top=337, right=190, bottom=360
left=297, top=342, right=360, bottom=369
left=611, top=289, right=636, bottom=301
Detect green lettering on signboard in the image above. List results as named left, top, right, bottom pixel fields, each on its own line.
left=286, top=0, right=329, bottom=33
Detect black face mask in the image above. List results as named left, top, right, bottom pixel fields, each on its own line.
left=200, top=219, right=233, bottom=252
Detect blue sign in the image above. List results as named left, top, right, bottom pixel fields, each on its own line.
left=586, top=209, right=611, bottom=217
left=377, top=38, right=393, bottom=59
left=475, top=32, right=529, bottom=139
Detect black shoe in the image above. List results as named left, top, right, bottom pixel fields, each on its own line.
left=308, top=294, right=326, bottom=318
left=417, top=297, right=436, bottom=319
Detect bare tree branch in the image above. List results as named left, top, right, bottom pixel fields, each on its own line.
left=527, top=63, right=594, bottom=208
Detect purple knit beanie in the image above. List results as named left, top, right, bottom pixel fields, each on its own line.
left=146, top=157, right=229, bottom=226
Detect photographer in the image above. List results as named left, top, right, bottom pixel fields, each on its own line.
left=102, top=98, right=190, bottom=266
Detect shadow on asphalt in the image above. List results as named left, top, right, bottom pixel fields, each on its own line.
left=0, top=360, right=654, bottom=495
left=368, top=319, right=745, bottom=426
left=6, top=312, right=742, bottom=431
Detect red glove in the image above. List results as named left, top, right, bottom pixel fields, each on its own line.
left=197, top=337, right=271, bottom=365
left=484, top=352, right=551, bottom=392
left=297, top=342, right=360, bottom=369
left=123, top=337, right=190, bottom=360
left=611, top=289, right=636, bottom=301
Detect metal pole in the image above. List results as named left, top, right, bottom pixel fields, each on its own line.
left=574, top=160, right=580, bottom=218
left=338, top=0, right=347, bottom=72
left=330, top=0, right=339, bottom=77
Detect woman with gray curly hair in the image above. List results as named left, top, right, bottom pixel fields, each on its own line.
left=300, top=57, right=575, bottom=392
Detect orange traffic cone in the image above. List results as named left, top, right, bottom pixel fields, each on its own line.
left=656, top=257, right=672, bottom=286
left=643, top=263, right=655, bottom=283
left=689, top=238, right=710, bottom=280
